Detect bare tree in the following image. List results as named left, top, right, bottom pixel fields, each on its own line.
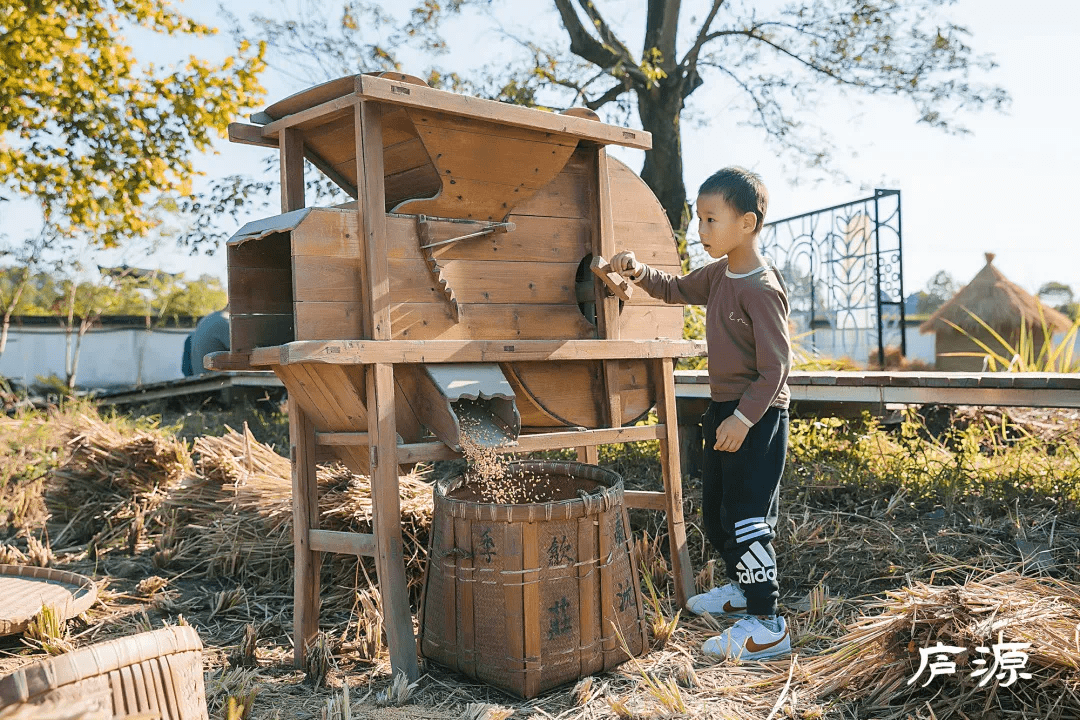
left=0, top=228, right=57, bottom=358
left=223, top=1, right=1008, bottom=245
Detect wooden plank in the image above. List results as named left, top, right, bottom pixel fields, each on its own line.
left=293, top=256, right=363, bottom=303
left=358, top=101, right=392, bottom=339
left=316, top=431, right=370, bottom=446
left=275, top=365, right=335, bottom=429
left=293, top=301, right=364, bottom=341
left=576, top=446, right=599, bottom=464
left=357, top=74, right=652, bottom=150
left=623, top=490, right=667, bottom=511
left=398, top=424, right=666, bottom=464
left=384, top=164, right=442, bottom=209
left=389, top=259, right=582, bottom=306
left=366, top=363, right=419, bottom=681
left=502, top=522, right=526, bottom=692
left=280, top=128, right=306, bottom=212
left=260, top=338, right=706, bottom=366
left=289, top=399, right=322, bottom=667
left=407, top=109, right=580, bottom=147
left=306, top=364, right=369, bottom=428
left=594, top=148, right=623, bottom=429
left=263, top=75, right=357, bottom=121
left=230, top=314, right=294, bottom=352
left=202, top=352, right=253, bottom=372
left=576, top=515, right=600, bottom=676
left=521, top=521, right=541, bottom=699
left=655, top=357, right=693, bottom=610
left=454, top=516, right=476, bottom=677
left=508, top=169, right=591, bottom=219
left=598, top=503, right=617, bottom=669
left=309, top=529, right=376, bottom=557
left=412, top=124, right=577, bottom=187
left=389, top=302, right=595, bottom=341
left=228, top=231, right=292, bottom=269
left=386, top=215, right=591, bottom=263
left=261, top=94, right=356, bottom=138
left=229, top=266, right=293, bottom=314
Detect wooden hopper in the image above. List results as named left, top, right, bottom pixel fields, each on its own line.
left=213, top=71, right=701, bottom=683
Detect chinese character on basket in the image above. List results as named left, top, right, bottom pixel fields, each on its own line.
left=908, top=638, right=1034, bottom=688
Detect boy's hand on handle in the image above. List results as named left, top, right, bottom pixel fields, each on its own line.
left=714, top=415, right=750, bottom=452
left=611, top=250, right=645, bottom=279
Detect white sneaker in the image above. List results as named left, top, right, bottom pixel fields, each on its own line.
left=702, top=615, right=791, bottom=660
left=685, top=582, right=748, bottom=616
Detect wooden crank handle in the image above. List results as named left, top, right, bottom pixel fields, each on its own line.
left=590, top=255, right=635, bottom=302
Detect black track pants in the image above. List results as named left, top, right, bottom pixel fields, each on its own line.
left=700, top=400, right=788, bottom=616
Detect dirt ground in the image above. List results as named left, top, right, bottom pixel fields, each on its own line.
left=1, top=403, right=1079, bottom=719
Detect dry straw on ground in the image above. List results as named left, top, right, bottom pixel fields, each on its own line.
left=774, top=571, right=1080, bottom=718
left=166, top=425, right=433, bottom=613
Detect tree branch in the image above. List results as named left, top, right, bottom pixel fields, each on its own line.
left=585, top=81, right=629, bottom=111
left=644, top=0, right=681, bottom=71
left=575, top=0, right=636, bottom=62
left=681, top=0, right=726, bottom=76
left=551, top=0, right=623, bottom=69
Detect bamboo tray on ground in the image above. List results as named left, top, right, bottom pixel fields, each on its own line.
left=0, top=625, right=208, bottom=720
left=0, top=565, right=97, bottom=637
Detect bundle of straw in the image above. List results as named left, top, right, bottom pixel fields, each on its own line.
left=48, top=413, right=192, bottom=547
left=169, top=425, right=433, bottom=613
left=794, top=571, right=1080, bottom=718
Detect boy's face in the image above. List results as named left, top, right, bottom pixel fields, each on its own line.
left=695, top=194, right=758, bottom=260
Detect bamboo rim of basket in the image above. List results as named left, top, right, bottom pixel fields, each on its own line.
left=0, top=625, right=203, bottom=708
left=0, top=565, right=98, bottom=637
left=435, top=460, right=624, bottom=522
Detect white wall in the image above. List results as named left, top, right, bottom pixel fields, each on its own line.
left=0, top=326, right=190, bottom=390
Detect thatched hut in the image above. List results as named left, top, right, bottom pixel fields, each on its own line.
left=920, top=253, right=1072, bottom=370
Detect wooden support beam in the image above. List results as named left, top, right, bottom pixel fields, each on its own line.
left=576, top=446, right=599, bottom=464
left=367, top=363, right=419, bottom=681
left=623, top=490, right=667, bottom=512
left=356, top=74, right=653, bottom=150
left=280, top=128, right=306, bottom=212
left=290, top=400, right=321, bottom=667
left=235, top=339, right=707, bottom=367
left=655, top=357, right=693, bottom=610
left=358, top=101, right=392, bottom=339
left=260, top=95, right=356, bottom=138
left=398, top=424, right=665, bottom=464
left=316, top=432, right=370, bottom=446
left=593, top=148, right=624, bottom=431
left=309, top=529, right=376, bottom=557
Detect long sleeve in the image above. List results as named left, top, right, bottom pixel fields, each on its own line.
left=735, top=287, right=791, bottom=424
left=635, top=262, right=717, bottom=306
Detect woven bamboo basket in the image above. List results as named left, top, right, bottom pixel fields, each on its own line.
left=0, top=625, right=208, bottom=720
left=420, top=461, right=647, bottom=698
left=0, top=565, right=97, bottom=637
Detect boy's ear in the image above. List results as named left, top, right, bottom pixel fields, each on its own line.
left=741, top=211, right=758, bottom=233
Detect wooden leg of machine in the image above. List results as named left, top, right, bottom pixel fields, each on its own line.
left=290, top=398, right=322, bottom=667
left=367, top=362, right=420, bottom=681
left=655, top=358, right=693, bottom=609
left=576, top=446, right=599, bottom=464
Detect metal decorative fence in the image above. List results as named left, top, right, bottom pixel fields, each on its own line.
left=751, top=189, right=905, bottom=367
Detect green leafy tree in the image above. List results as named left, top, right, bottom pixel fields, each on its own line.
left=0, top=0, right=267, bottom=247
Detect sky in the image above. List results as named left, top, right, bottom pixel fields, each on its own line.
left=5, top=0, right=1078, bottom=299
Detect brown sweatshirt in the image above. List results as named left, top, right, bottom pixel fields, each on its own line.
left=636, top=259, right=791, bottom=424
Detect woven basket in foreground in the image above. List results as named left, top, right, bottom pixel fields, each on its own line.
left=0, top=625, right=207, bottom=720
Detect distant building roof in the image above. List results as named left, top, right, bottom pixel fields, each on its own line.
left=919, top=253, right=1072, bottom=335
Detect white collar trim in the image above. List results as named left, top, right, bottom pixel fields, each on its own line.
left=725, top=265, right=769, bottom=279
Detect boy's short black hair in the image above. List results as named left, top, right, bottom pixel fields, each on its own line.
left=698, top=167, right=769, bottom=232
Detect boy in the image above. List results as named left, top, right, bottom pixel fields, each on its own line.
left=611, top=167, right=792, bottom=660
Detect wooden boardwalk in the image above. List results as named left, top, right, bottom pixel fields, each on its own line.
left=674, top=370, right=1080, bottom=408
